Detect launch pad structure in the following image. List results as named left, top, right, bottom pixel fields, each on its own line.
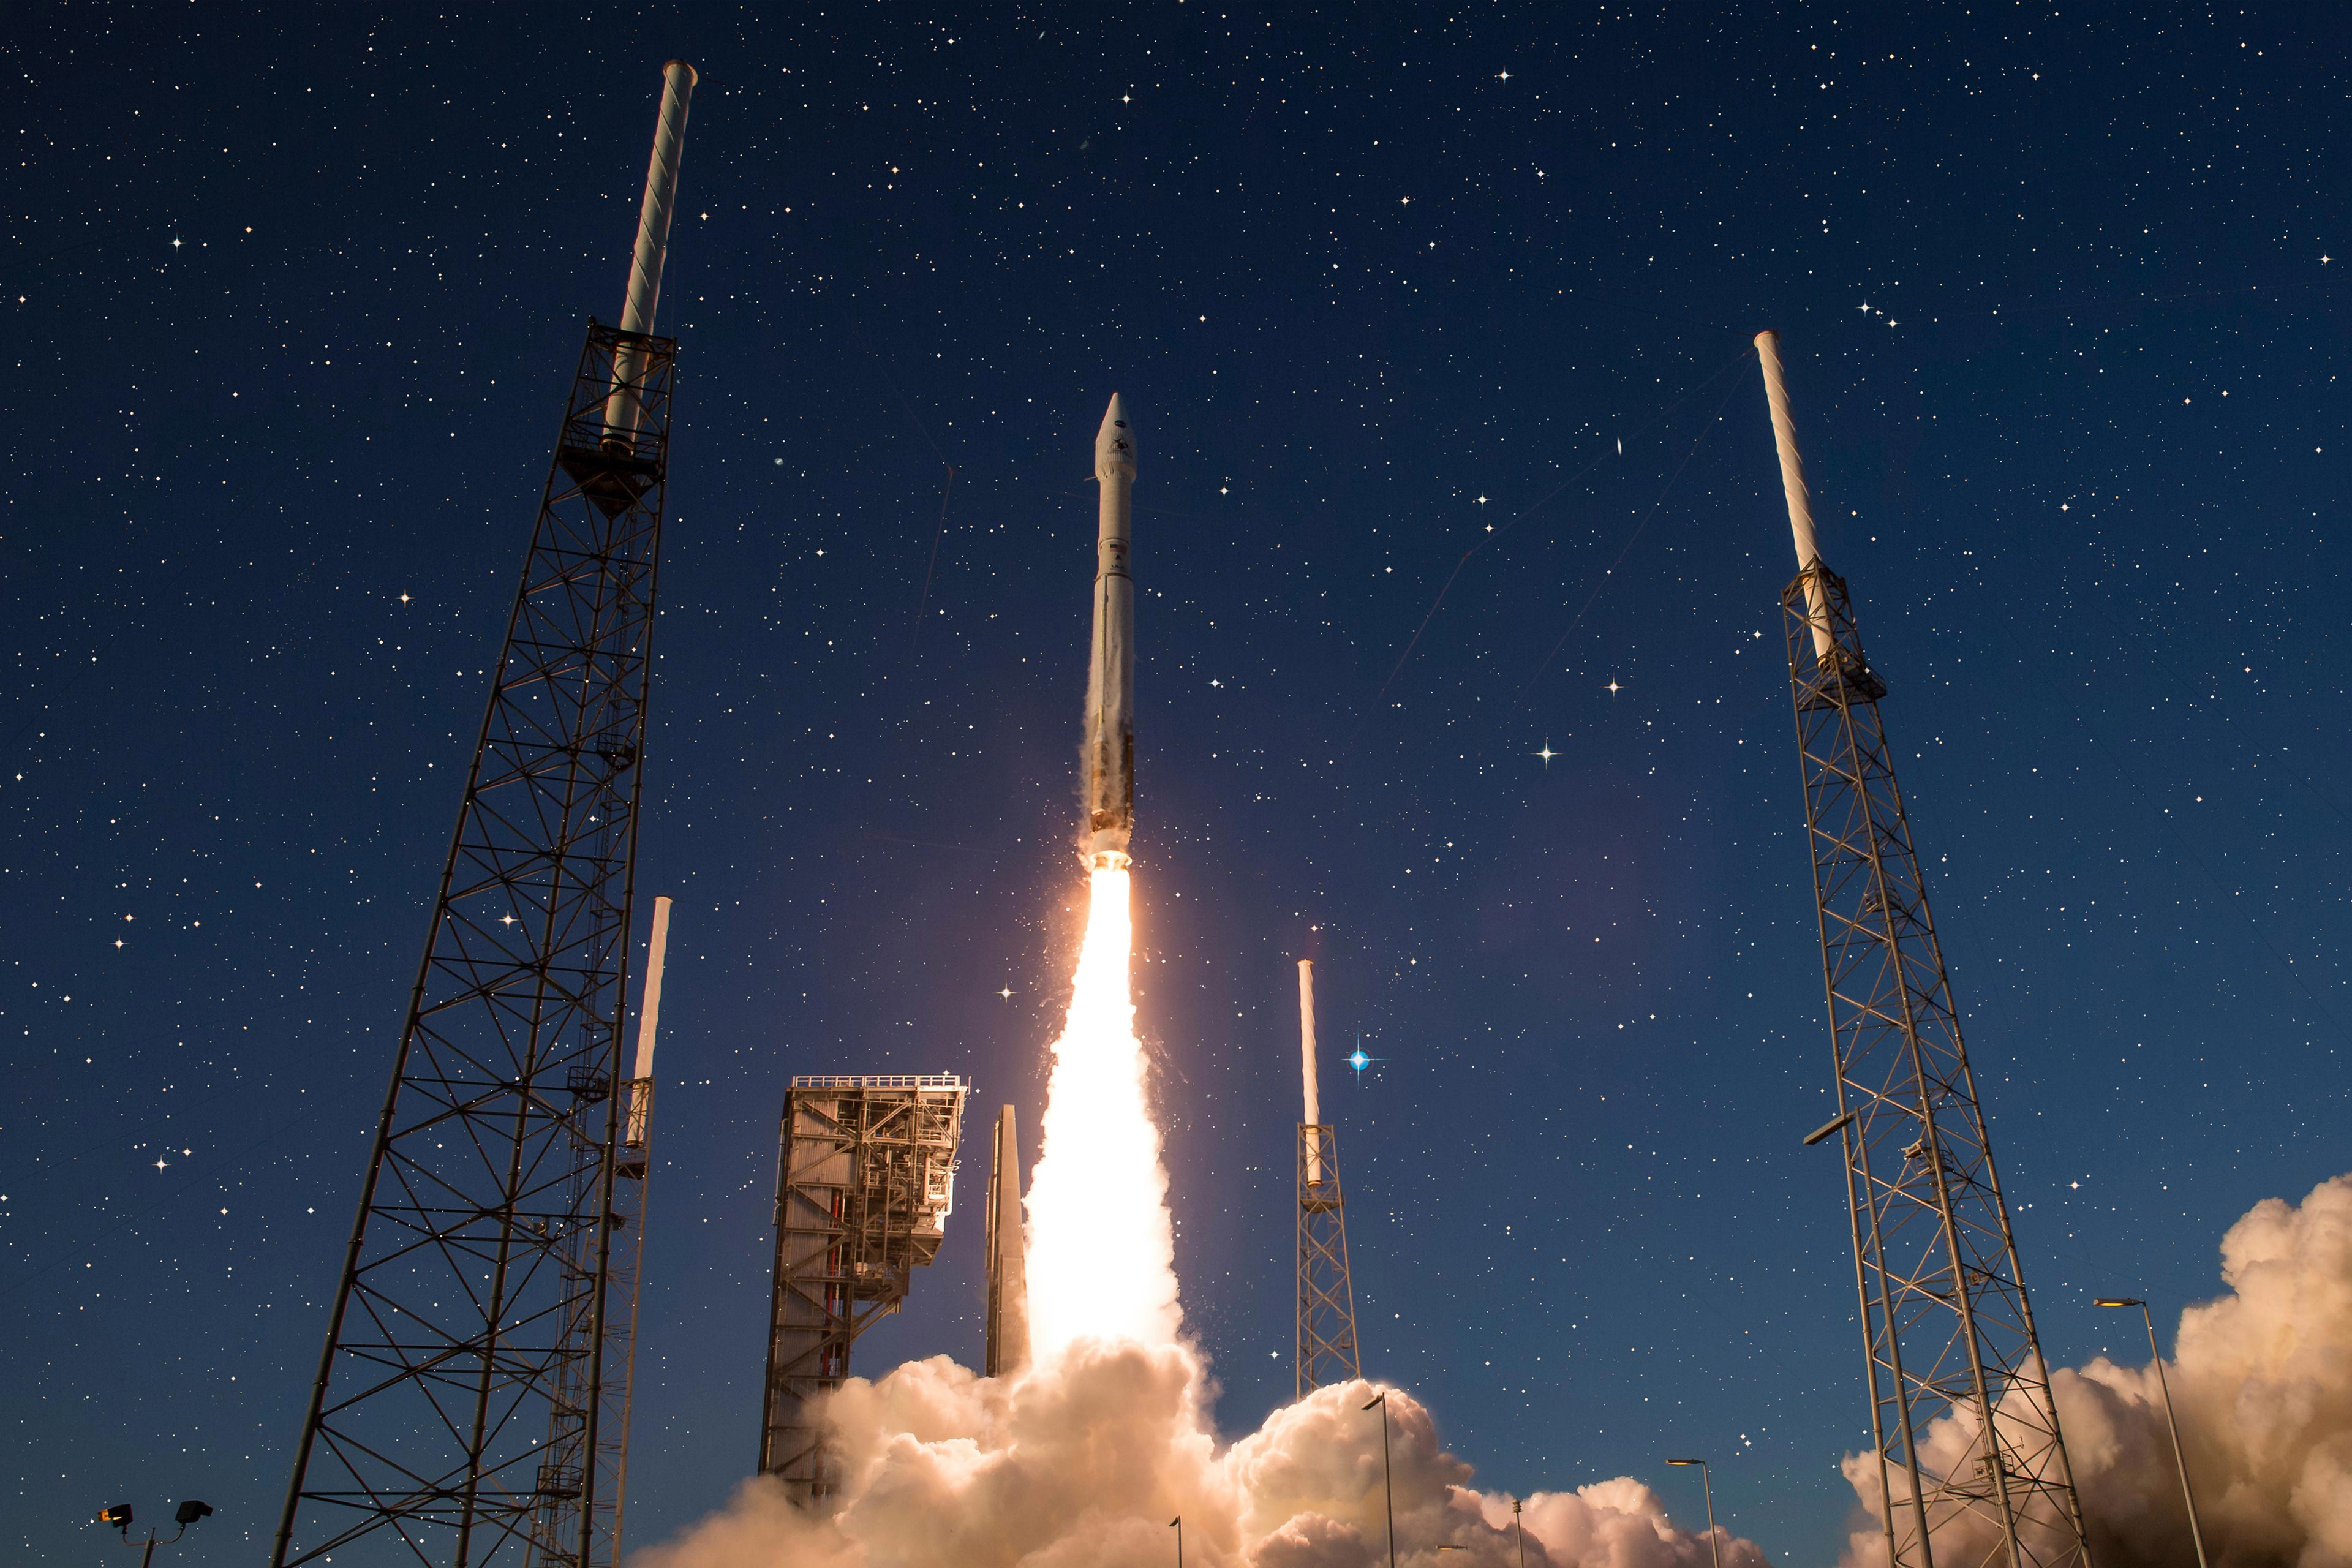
left=1756, top=331, right=2090, bottom=1568
left=1294, top=960, right=1362, bottom=1397
left=761, top=1074, right=969, bottom=1504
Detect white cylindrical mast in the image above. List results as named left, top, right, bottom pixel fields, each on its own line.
left=625, top=895, right=672, bottom=1148
left=606, top=61, right=698, bottom=440
left=1298, top=959, right=1324, bottom=1185
left=1754, top=330, right=1834, bottom=659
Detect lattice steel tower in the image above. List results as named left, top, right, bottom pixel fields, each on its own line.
left=1754, top=331, right=2089, bottom=1568
left=271, top=62, right=698, bottom=1568
left=1294, top=960, right=1362, bottom=1397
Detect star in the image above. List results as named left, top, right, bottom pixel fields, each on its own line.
left=170, top=237, right=184, bottom=249
left=1606, top=680, right=1623, bottom=694
left=1347, top=1049, right=1372, bottom=1072
left=154, top=1158, right=168, bottom=1170
left=1122, top=94, right=1132, bottom=104
left=502, top=913, right=517, bottom=927
left=998, top=986, right=1013, bottom=1000
left=1536, top=742, right=1555, bottom=766
left=1497, top=69, right=1512, bottom=82
left=113, top=939, right=124, bottom=949
left=398, top=592, right=412, bottom=605
left=1476, top=494, right=1488, bottom=505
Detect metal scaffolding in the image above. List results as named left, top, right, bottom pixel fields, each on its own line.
left=1782, top=561, right=2090, bottom=1568
left=272, top=320, right=676, bottom=1568
left=760, top=1075, right=968, bottom=1504
left=1296, top=1123, right=1362, bottom=1398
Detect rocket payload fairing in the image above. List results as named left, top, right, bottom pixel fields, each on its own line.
left=1083, top=394, right=1137, bottom=865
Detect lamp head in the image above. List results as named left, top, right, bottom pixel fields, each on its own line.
left=174, top=1501, right=214, bottom=1528
left=1666, top=1458, right=1705, bottom=1467
left=1362, top=1392, right=1385, bottom=1410
left=2094, top=1298, right=2144, bottom=1309
left=98, top=1505, right=134, bottom=1531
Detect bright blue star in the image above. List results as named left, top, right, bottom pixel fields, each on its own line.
left=1347, top=1048, right=1373, bottom=1072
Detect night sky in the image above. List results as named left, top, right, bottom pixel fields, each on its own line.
left=7, top=4, right=2346, bottom=1564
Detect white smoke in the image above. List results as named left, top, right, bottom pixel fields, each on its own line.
left=633, top=1345, right=1765, bottom=1568
left=1837, top=1171, right=2352, bottom=1568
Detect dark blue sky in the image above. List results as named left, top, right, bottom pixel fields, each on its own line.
left=6, top=3, right=2344, bottom=1564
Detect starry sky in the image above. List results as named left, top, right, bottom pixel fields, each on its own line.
left=6, top=4, right=2346, bottom=1564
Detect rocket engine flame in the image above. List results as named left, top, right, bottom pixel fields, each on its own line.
left=1021, top=863, right=1182, bottom=1361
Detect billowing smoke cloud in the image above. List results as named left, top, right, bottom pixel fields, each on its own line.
left=1838, top=1171, right=2352, bottom=1568
left=635, top=1344, right=1766, bottom=1568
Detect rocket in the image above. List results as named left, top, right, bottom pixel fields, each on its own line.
left=1082, top=393, right=1137, bottom=866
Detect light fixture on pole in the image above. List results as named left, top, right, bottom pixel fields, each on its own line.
left=1665, top=1459, right=1720, bottom=1568
left=1169, top=1514, right=1182, bottom=1568
left=1363, top=1391, right=1397, bottom=1568
left=1513, top=1496, right=1527, bottom=1568
left=2096, top=1297, right=2210, bottom=1568
left=99, top=1500, right=214, bottom=1568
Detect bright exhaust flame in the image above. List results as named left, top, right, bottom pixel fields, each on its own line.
left=1021, top=861, right=1182, bottom=1360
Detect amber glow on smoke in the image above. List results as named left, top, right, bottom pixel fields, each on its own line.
left=1021, top=863, right=1182, bottom=1360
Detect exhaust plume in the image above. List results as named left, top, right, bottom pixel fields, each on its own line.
left=1021, top=863, right=1182, bottom=1359
left=1837, top=1170, right=2352, bottom=1568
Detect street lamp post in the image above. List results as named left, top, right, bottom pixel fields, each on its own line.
left=2097, top=1297, right=2210, bottom=1568
left=1666, top=1460, right=1721, bottom=1568
left=1513, top=1496, right=1527, bottom=1568
left=99, top=1501, right=214, bottom=1568
left=1170, top=1513, right=1182, bottom=1568
left=1364, top=1391, right=1398, bottom=1568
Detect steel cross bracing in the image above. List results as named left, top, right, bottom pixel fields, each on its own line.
left=1296, top=1124, right=1362, bottom=1399
left=761, top=1077, right=967, bottom=1505
left=1781, top=564, right=2090, bottom=1568
left=273, top=321, right=676, bottom=1568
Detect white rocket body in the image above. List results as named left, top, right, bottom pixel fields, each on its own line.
left=1752, top=330, right=1834, bottom=659
left=1084, top=394, right=1137, bottom=865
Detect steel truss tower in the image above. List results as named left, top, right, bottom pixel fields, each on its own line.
left=271, top=321, right=677, bottom=1568
left=761, top=1075, right=968, bottom=1504
left=1782, top=564, right=2090, bottom=1568
left=1295, top=1123, right=1362, bottom=1397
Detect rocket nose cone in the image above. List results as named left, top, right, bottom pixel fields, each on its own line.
left=1095, top=391, right=1136, bottom=479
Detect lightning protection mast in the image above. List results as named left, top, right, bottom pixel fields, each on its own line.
left=1295, top=959, right=1362, bottom=1398
left=1754, top=330, right=2089, bottom=1568
left=271, top=61, right=697, bottom=1568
